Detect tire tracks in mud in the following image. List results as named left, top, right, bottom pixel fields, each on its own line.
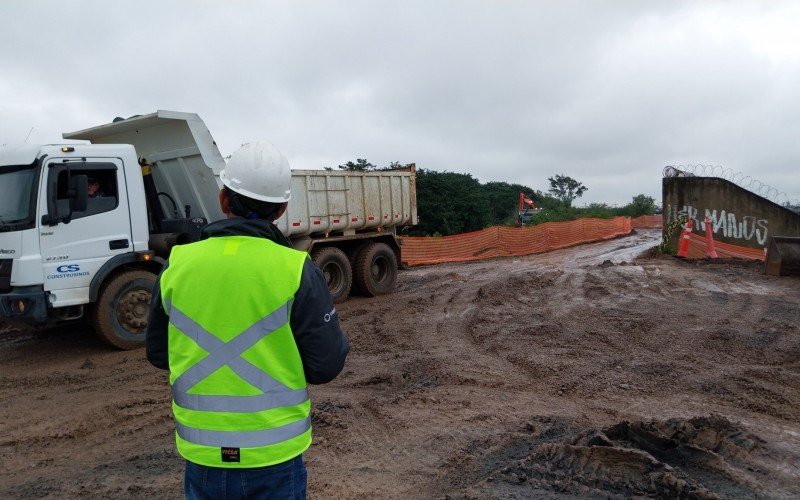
left=440, top=414, right=798, bottom=498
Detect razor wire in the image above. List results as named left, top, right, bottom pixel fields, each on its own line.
left=663, top=164, right=800, bottom=209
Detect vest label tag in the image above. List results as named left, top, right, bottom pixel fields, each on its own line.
left=221, top=447, right=240, bottom=463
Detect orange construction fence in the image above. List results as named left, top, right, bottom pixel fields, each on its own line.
left=682, top=232, right=766, bottom=260
left=631, top=215, right=662, bottom=228
left=400, top=217, right=633, bottom=266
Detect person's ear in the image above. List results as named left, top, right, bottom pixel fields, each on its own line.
left=275, top=202, right=289, bottom=220
left=219, top=189, right=234, bottom=217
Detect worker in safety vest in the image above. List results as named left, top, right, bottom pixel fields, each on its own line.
left=146, top=141, right=349, bottom=499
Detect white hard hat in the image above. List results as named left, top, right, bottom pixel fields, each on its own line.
left=220, top=141, right=292, bottom=203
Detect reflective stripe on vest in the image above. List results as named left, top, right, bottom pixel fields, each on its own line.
left=176, top=418, right=311, bottom=448
left=166, top=298, right=310, bottom=447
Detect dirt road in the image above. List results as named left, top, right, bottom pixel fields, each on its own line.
left=1, top=229, right=798, bottom=498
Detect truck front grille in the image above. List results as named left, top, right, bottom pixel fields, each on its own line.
left=0, top=259, right=11, bottom=292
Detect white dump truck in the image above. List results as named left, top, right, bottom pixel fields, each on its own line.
left=0, top=110, right=417, bottom=348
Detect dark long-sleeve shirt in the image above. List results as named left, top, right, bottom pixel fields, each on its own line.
left=146, top=217, right=349, bottom=385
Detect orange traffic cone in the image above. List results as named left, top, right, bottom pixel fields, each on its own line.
left=704, top=216, right=718, bottom=259
left=677, top=219, right=694, bottom=258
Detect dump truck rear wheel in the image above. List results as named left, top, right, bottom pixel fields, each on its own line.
left=353, top=242, right=397, bottom=297
left=91, top=269, right=156, bottom=350
left=312, top=247, right=352, bottom=303
left=348, top=244, right=367, bottom=296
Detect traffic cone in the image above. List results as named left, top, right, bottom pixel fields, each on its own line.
left=677, top=219, right=693, bottom=258
left=704, top=216, right=718, bottom=259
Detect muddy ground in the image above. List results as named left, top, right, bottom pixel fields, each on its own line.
left=0, top=229, right=798, bottom=498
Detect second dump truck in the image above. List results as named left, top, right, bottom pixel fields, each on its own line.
left=0, top=110, right=417, bottom=348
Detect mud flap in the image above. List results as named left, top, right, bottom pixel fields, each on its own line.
left=764, top=236, right=800, bottom=276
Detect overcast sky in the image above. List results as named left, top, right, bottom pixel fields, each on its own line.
left=1, top=1, right=799, bottom=205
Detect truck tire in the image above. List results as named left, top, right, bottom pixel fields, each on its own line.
left=91, top=269, right=156, bottom=350
left=353, top=242, right=397, bottom=297
left=312, top=247, right=352, bottom=303
left=347, top=243, right=368, bottom=296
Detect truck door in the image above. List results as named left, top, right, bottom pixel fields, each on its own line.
left=39, top=157, right=133, bottom=307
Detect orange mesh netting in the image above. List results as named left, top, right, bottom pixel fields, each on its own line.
left=682, top=232, right=766, bottom=260
left=631, top=215, right=662, bottom=228
left=400, top=217, right=633, bottom=266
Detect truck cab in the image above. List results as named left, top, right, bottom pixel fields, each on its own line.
left=0, top=111, right=225, bottom=348
left=0, top=142, right=159, bottom=345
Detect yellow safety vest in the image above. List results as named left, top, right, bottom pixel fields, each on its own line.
left=160, top=235, right=311, bottom=468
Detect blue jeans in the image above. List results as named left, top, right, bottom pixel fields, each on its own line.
left=184, top=455, right=307, bottom=499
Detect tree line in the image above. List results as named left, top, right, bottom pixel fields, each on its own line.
left=329, top=159, right=657, bottom=236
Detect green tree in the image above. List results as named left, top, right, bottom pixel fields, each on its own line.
left=547, top=174, right=588, bottom=207
left=325, top=159, right=409, bottom=172
left=337, top=158, right=376, bottom=171
left=482, top=181, right=539, bottom=225
left=529, top=190, right=563, bottom=211
left=619, top=194, right=656, bottom=217
left=630, top=194, right=656, bottom=216
left=414, top=169, right=491, bottom=235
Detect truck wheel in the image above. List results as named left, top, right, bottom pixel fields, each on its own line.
left=91, top=269, right=156, bottom=350
left=312, top=247, right=352, bottom=303
left=353, top=242, right=397, bottom=297
left=348, top=244, right=367, bottom=296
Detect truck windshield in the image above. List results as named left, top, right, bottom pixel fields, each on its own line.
left=0, top=163, right=38, bottom=232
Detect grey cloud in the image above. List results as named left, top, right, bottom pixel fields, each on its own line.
left=1, top=0, right=798, bottom=204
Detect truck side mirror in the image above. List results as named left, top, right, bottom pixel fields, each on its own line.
left=42, top=171, right=89, bottom=225
left=69, top=175, right=89, bottom=213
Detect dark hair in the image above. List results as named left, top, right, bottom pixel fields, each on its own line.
left=223, top=186, right=285, bottom=221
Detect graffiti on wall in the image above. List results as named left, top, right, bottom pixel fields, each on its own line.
left=666, top=205, right=769, bottom=246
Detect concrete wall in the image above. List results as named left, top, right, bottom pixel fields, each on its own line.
left=663, top=177, right=800, bottom=253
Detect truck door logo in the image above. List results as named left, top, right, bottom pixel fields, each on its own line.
left=46, top=264, right=89, bottom=280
